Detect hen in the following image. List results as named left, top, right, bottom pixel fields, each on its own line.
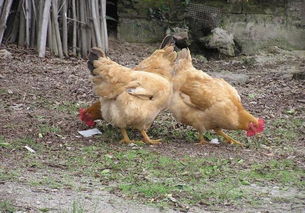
left=170, top=49, right=264, bottom=145
left=79, top=44, right=176, bottom=127
left=87, top=46, right=176, bottom=144
left=79, top=101, right=102, bottom=127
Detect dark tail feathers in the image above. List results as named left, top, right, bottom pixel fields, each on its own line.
left=159, top=35, right=175, bottom=49
left=87, top=47, right=105, bottom=75
left=160, top=35, right=189, bottom=51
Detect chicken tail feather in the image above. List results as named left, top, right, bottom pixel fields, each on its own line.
left=160, top=35, right=175, bottom=49
left=177, top=48, right=191, bottom=61
left=87, top=47, right=106, bottom=74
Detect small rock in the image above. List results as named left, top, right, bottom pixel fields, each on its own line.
left=0, top=49, right=12, bottom=59
left=200, top=27, right=236, bottom=56
left=210, top=71, right=249, bottom=85
left=292, top=71, right=305, bottom=80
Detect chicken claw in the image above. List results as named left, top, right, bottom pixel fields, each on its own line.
left=195, top=134, right=209, bottom=145
left=120, top=129, right=134, bottom=144
left=140, top=130, right=161, bottom=145
left=215, top=130, right=244, bottom=146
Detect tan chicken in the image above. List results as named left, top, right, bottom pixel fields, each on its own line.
left=170, top=48, right=265, bottom=145
left=87, top=46, right=177, bottom=144
left=79, top=44, right=177, bottom=127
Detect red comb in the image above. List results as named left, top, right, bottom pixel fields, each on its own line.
left=79, top=108, right=86, bottom=120
left=79, top=108, right=96, bottom=127
left=257, top=118, right=265, bottom=132
left=246, top=118, right=265, bottom=137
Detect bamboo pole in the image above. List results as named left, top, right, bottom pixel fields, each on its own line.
left=38, top=0, right=51, bottom=57
left=0, top=0, right=5, bottom=14
left=1, top=0, right=109, bottom=58
left=62, top=0, right=68, bottom=56
left=51, top=0, right=63, bottom=58
left=47, top=12, right=52, bottom=49
left=30, top=0, right=37, bottom=46
left=100, top=0, right=108, bottom=52
left=0, top=0, right=13, bottom=45
left=51, top=15, right=59, bottom=56
left=25, top=0, right=31, bottom=47
left=18, top=1, right=25, bottom=46
left=7, top=1, right=21, bottom=43
left=79, top=0, right=87, bottom=57
left=71, top=0, right=77, bottom=55
left=91, top=0, right=102, bottom=48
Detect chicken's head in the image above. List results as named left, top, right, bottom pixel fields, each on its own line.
left=246, top=118, right=265, bottom=136
left=79, top=108, right=96, bottom=127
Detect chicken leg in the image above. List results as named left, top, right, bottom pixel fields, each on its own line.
left=196, top=133, right=209, bottom=145
left=140, top=130, right=161, bottom=145
left=120, top=129, right=134, bottom=144
left=215, top=129, right=244, bottom=146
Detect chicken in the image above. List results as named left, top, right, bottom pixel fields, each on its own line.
left=79, top=44, right=176, bottom=127
left=170, top=48, right=265, bottom=145
left=87, top=46, right=177, bottom=144
left=79, top=101, right=102, bottom=127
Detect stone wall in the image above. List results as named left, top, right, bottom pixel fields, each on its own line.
left=117, top=0, right=185, bottom=43
left=116, top=0, right=305, bottom=53
left=220, top=0, right=305, bottom=54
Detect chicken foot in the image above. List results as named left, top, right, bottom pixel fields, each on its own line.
left=195, top=133, right=209, bottom=145
left=215, top=129, right=244, bottom=146
left=140, top=130, right=161, bottom=145
left=120, top=129, right=134, bottom=144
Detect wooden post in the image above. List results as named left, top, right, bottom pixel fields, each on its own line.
left=0, top=0, right=14, bottom=45
left=38, top=0, right=51, bottom=57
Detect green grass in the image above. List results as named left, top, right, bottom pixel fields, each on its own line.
left=0, top=168, right=20, bottom=182
left=0, top=117, right=303, bottom=210
left=227, top=117, right=304, bottom=147
left=38, top=124, right=61, bottom=137
left=51, top=143, right=304, bottom=209
left=0, top=88, right=7, bottom=95
left=54, top=101, right=83, bottom=114
left=0, top=136, right=10, bottom=148
left=12, top=137, right=43, bottom=151
left=0, top=201, right=16, bottom=213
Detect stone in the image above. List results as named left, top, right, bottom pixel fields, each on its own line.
left=117, top=18, right=166, bottom=43
left=200, top=28, right=236, bottom=56
left=209, top=71, right=249, bottom=85
left=292, top=71, right=305, bottom=80
left=0, top=49, right=12, bottom=59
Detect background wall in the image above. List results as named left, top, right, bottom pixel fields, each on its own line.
left=116, top=0, right=305, bottom=54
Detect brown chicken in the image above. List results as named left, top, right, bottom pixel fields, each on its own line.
left=170, top=48, right=264, bottom=145
left=79, top=44, right=176, bottom=127
left=79, top=101, right=102, bottom=127
left=87, top=46, right=177, bottom=144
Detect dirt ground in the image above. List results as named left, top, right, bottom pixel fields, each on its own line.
left=0, top=39, right=304, bottom=212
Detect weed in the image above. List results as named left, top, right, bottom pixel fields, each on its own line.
left=54, top=101, right=82, bottom=114
left=38, top=124, right=61, bottom=136
left=0, top=201, right=16, bottom=213
left=0, top=88, right=7, bottom=95
left=11, top=137, right=43, bottom=151
left=0, top=169, right=20, bottom=182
